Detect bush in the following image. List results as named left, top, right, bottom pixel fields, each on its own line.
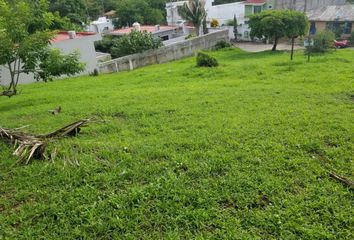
left=110, top=30, right=163, bottom=58
left=196, top=52, right=218, bottom=67
left=312, top=30, right=335, bottom=53
left=350, top=31, right=354, bottom=46
left=185, top=34, right=196, bottom=40
left=95, top=31, right=162, bottom=59
left=94, top=37, right=115, bottom=53
left=215, top=40, right=232, bottom=50
left=210, top=19, right=219, bottom=28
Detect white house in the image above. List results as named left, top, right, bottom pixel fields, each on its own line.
left=166, top=0, right=271, bottom=40
left=0, top=31, right=102, bottom=85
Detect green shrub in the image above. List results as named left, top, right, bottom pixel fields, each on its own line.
left=110, top=30, right=162, bottom=58
left=312, top=30, right=335, bottom=53
left=215, top=40, right=232, bottom=50
left=196, top=52, right=218, bottom=67
left=350, top=31, right=354, bottom=46
left=185, top=34, right=196, bottom=40
left=94, top=37, right=115, bottom=53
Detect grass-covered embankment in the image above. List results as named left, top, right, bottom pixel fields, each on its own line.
left=0, top=48, right=353, bottom=239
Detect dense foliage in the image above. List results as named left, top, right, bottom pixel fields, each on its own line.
left=0, top=0, right=84, bottom=96
left=350, top=31, right=354, bottom=46
left=249, top=10, right=308, bottom=52
left=47, top=0, right=170, bottom=28
left=196, top=51, right=218, bottom=67
left=178, top=0, right=207, bottom=36
left=312, top=30, right=335, bottom=53
left=95, top=31, right=162, bottom=59
left=113, top=0, right=165, bottom=28
left=214, top=40, right=232, bottom=50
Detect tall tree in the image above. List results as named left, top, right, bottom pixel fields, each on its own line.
left=114, top=0, right=164, bottom=28
left=0, top=0, right=84, bottom=96
left=233, top=14, right=238, bottom=41
left=249, top=10, right=286, bottom=51
left=283, top=10, right=308, bottom=60
left=49, top=0, right=88, bottom=25
left=249, top=10, right=308, bottom=54
left=178, top=0, right=207, bottom=36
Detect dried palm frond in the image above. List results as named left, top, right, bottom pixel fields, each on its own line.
left=0, top=118, right=94, bottom=164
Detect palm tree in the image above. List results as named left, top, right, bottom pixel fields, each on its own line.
left=178, top=0, right=207, bottom=36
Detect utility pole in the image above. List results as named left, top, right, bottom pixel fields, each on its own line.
left=304, top=0, right=308, bottom=12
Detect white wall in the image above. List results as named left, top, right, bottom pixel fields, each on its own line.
left=0, top=34, right=101, bottom=86
left=206, top=2, right=245, bottom=26
left=165, top=0, right=248, bottom=40
left=89, top=17, right=114, bottom=34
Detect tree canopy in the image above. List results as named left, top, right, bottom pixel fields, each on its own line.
left=0, top=0, right=84, bottom=96
left=178, top=0, right=207, bottom=36
left=249, top=10, right=308, bottom=52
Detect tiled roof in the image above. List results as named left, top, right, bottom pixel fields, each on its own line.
left=51, top=32, right=97, bottom=43
left=307, top=5, right=354, bottom=22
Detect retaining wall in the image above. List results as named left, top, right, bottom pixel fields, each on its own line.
left=99, top=29, right=229, bottom=74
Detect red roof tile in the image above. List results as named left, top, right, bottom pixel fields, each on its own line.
left=51, top=31, right=97, bottom=43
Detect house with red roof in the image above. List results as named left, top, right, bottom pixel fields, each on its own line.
left=0, top=31, right=102, bottom=85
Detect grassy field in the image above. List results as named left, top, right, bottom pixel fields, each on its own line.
left=0, top=48, right=353, bottom=239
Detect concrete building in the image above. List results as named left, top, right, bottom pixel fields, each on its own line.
left=0, top=32, right=102, bottom=85
left=308, top=4, right=354, bottom=38
left=166, top=0, right=350, bottom=40
left=166, top=0, right=271, bottom=40
left=88, top=17, right=115, bottom=34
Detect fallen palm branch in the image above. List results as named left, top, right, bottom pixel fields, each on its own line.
left=0, top=118, right=93, bottom=164
left=329, top=172, right=354, bottom=190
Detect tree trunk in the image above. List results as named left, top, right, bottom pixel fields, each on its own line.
left=195, top=24, right=200, bottom=36
left=290, top=37, right=295, bottom=60
left=272, top=37, right=278, bottom=51
left=1, top=61, right=18, bottom=97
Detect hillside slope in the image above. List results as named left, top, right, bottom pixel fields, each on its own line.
left=0, top=49, right=353, bottom=239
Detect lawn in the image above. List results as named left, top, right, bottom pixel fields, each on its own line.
left=0, top=48, right=353, bottom=239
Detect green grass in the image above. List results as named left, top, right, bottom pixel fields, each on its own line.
left=0, top=48, right=353, bottom=239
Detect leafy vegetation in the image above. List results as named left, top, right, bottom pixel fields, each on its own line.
left=0, top=48, right=353, bottom=239
left=95, top=31, right=162, bottom=59
left=178, top=0, right=207, bottom=36
left=0, top=0, right=84, bottom=97
left=214, top=40, right=232, bottom=50
left=313, top=30, right=335, bottom=53
left=350, top=31, right=354, bottom=46
left=48, top=0, right=169, bottom=28
left=233, top=15, right=238, bottom=40
left=249, top=10, right=308, bottom=52
left=113, top=0, right=165, bottom=28
left=196, top=51, right=219, bottom=67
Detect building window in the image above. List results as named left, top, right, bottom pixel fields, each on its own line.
left=310, top=22, right=316, bottom=35
left=254, top=6, right=262, bottom=14
left=244, top=31, right=249, bottom=39
left=344, top=22, right=353, bottom=34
